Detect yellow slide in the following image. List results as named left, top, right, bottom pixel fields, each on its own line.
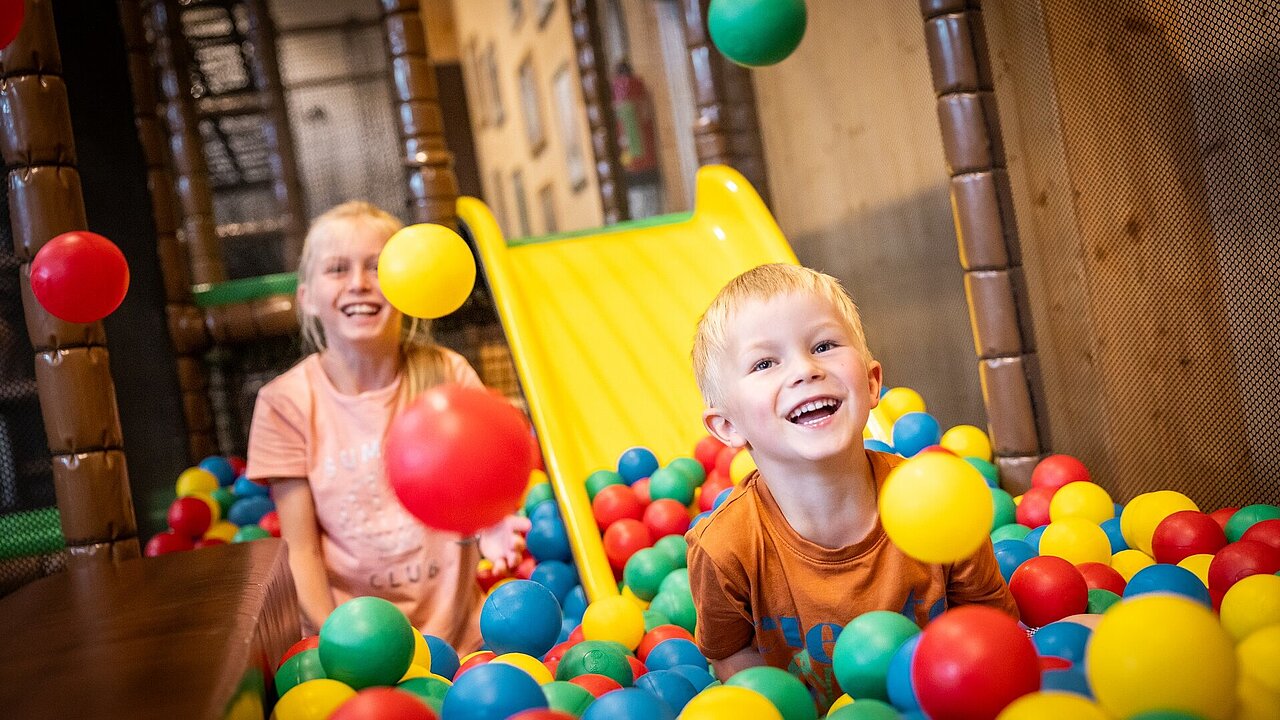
left=460, top=165, right=801, bottom=601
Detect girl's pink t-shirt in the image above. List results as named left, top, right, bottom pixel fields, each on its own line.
left=246, top=350, right=485, bottom=650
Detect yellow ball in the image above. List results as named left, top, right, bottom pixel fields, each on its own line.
left=410, top=627, right=432, bottom=669
left=621, top=585, right=650, bottom=611
left=399, top=663, right=432, bottom=682
left=729, top=450, right=757, bottom=485
left=377, top=223, right=476, bottom=319
left=1109, top=549, right=1155, bottom=581
left=528, top=469, right=548, bottom=487
left=879, top=387, right=926, bottom=424
left=492, top=652, right=554, bottom=684
left=1176, top=553, right=1214, bottom=587
left=1220, top=573, right=1280, bottom=642
left=995, top=691, right=1110, bottom=720
left=940, top=424, right=992, bottom=461
left=1013, top=494, right=1023, bottom=506
left=680, top=685, right=784, bottom=720
left=1039, top=518, right=1112, bottom=566
left=188, top=490, right=222, bottom=524
left=205, top=520, right=239, bottom=543
left=1048, top=481, right=1114, bottom=524
left=581, top=595, right=645, bottom=650
left=1236, top=675, right=1280, bottom=720
left=826, top=694, right=853, bottom=716
left=488, top=577, right=515, bottom=594
left=271, top=679, right=356, bottom=720
left=1086, top=594, right=1236, bottom=720
left=879, top=452, right=993, bottom=564
left=176, top=467, right=219, bottom=497
left=1238, top=625, right=1280, bottom=695
left=1120, top=490, right=1198, bottom=556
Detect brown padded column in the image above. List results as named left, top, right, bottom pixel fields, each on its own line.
left=569, top=0, right=630, bottom=223
left=679, top=0, right=771, bottom=207
left=920, top=0, right=1044, bottom=492
left=0, top=0, right=140, bottom=563
left=118, top=0, right=219, bottom=462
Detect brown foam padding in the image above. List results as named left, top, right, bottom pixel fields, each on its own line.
left=924, top=14, right=980, bottom=95
left=6, top=165, right=88, bottom=261
left=950, top=172, right=1009, bottom=270
left=252, top=295, right=300, bottom=338
left=166, top=303, right=211, bottom=355
left=175, top=356, right=209, bottom=390
left=936, top=92, right=993, bottom=174
left=66, top=538, right=142, bottom=564
left=384, top=9, right=426, bottom=57
left=0, top=75, right=77, bottom=166
left=965, top=270, right=1025, bottom=358
left=19, top=269, right=107, bottom=350
left=398, top=100, right=446, bottom=139
left=52, top=450, right=137, bottom=546
left=157, top=234, right=191, bottom=302
left=34, top=346, right=125, bottom=453
left=182, top=390, right=216, bottom=434
left=995, top=454, right=1038, bottom=495
left=0, top=539, right=301, bottom=720
left=204, top=296, right=299, bottom=345
left=919, top=0, right=973, bottom=18
left=979, top=356, right=1041, bottom=455
left=0, top=0, right=62, bottom=74
left=392, top=55, right=436, bottom=104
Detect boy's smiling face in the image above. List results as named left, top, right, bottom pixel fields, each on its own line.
left=703, top=291, right=882, bottom=468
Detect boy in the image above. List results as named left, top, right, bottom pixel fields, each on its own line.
left=686, top=264, right=1016, bottom=707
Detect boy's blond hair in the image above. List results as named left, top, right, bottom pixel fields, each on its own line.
left=297, top=200, right=450, bottom=401
left=692, top=264, right=873, bottom=406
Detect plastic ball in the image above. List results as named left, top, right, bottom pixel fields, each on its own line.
left=993, top=539, right=1037, bottom=584
left=991, top=488, right=1018, bottom=531
left=258, top=510, right=281, bottom=537
left=480, top=580, right=563, bottom=658
left=30, top=231, right=130, bottom=323
left=650, top=468, right=696, bottom=506
left=637, top=625, right=695, bottom=663
left=1241, top=518, right=1280, bottom=553
left=1039, top=518, right=1112, bottom=566
left=864, top=439, right=894, bottom=454
left=990, top=523, right=1031, bottom=543
left=965, top=457, right=1000, bottom=488
left=1207, top=539, right=1280, bottom=607
left=195, top=456, right=235, bottom=487
left=167, top=496, right=213, bottom=538
left=1086, top=588, right=1121, bottom=614
left=729, top=449, right=757, bottom=484
left=1123, top=563, right=1210, bottom=606
left=1099, top=517, right=1128, bottom=554
left=1121, top=491, right=1199, bottom=556
left=233, top=474, right=270, bottom=498
left=940, top=424, right=992, bottom=461
left=680, top=685, right=784, bottom=720
left=624, top=547, right=679, bottom=602
left=699, top=474, right=733, bottom=512
left=210, top=486, right=237, bottom=518
left=706, top=0, right=806, bottom=68
left=1237, top=624, right=1280, bottom=695
left=330, top=687, right=438, bottom=720
left=617, top=447, right=660, bottom=484
left=541, top=680, right=595, bottom=715
left=1150, top=510, right=1227, bottom=564
left=879, top=452, right=993, bottom=563
left=378, top=223, right=475, bottom=319
left=585, top=470, right=625, bottom=501
left=1023, top=525, right=1046, bottom=553
left=176, top=467, right=219, bottom=497
left=1049, top=482, right=1113, bottom=524
left=643, top=499, right=692, bottom=540
left=1218, top=572, right=1280, bottom=641
left=1032, top=621, right=1091, bottom=665
left=826, top=700, right=899, bottom=720
left=1009, top=556, right=1088, bottom=628
left=569, top=673, right=623, bottom=697
left=562, top=585, right=589, bottom=622
left=582, top=595, right=646, bottom=650
left=912, top=606, right=1040, bottom=720
left=653, top=534, right=688, bottom=569
left=144, top=530, right=193, bottom=556
left=387, top=384, right=532, bottom=535
left=556, top=640, right=632, bottom=686
left=280, top=635, right=321, bottom=668
left=831, top=610, right=920, bottom=702
left=530, top=561, right=579, bottom=605
left=603, top=518, right=653, bottom=571
left=1175, top=553, right=1213, bottom=587
left=1030, top=454, right=1090, bottom=492
left=724, top=666, right=817, bottom=720
left=694, top=436, right=727, bottom=472
left=232, top=524, right=270, bottom=542
left=635, top=670, right=698, bottom=713
left=526, top=515, right=574, bottom=563
left=493, top=652, right=555, bottom=685
left=1225, top=504, right=1280, bottom=543
left=1085, top=594, right=1236, bottom=720
left=228, top=496, right=274, bottom=527
left=644, top=638, right=705, bottom=672
left=275, top=648, right=327, bottom=698
left=1076, top=562, right=1126, bottom=595
left=1015, top=486, right=1054, bottom=529
left=580, top=687, right=675, bottom=720
left=995, top=692, right=1109, bottom=720
left=890, top=412, right=941, bottom=458
left=422, top=635, right=459, bottom=680
left=668, top=457, right=707, bottom=487
left=525, top=483, right=556, bottom=515
left=878, top=387, right=926, bottom=424
left=592, top=484, right=644, bottom=530
left=319, top=597, right=415, bottom=689
left=204, top=520, right=239, bottom=544
left=1110, top=549, right=1155, bottom=581
left=441, top=662, right=549, bottom=720
left=648, top=588, right=697, bottom=635
left=274, top=679, right=357, bottom=720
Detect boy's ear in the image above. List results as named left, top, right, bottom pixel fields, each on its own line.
left=867, top=360, right=884, bottom=408
left=703, top=407, right=749, bottom=449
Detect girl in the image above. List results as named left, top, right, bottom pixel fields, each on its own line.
left=246, top=201, right=527, bottom=648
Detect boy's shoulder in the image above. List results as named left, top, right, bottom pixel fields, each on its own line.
left=685, top=474, right=766, bottom=557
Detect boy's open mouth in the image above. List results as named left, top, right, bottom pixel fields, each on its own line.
left=786, top=397, right=842, bottom=425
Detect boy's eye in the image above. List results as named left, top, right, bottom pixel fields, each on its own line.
left=751, top=359, right=775, bottom=372
left=814, top=341, right=837, bottom=353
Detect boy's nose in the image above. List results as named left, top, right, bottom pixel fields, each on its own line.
left=790, top=359, right=824, bottom=384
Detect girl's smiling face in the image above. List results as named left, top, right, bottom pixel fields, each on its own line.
left=298, top=218, right=403, bottom=353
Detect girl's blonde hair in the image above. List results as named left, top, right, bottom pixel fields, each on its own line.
left=297, top=200, right=449, bottom=400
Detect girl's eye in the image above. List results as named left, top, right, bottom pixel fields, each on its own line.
left=752, top=359, right=775, bottom=372
left=324, top=262, right=346, bottom=275
left=814, top=341, right=836, bottom=353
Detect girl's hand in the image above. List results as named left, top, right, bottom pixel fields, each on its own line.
left=477, top=514, right=532, bottom=574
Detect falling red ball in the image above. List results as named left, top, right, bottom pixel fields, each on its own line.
left=0, top=0, right=23, bottom=49
left=29, top=231, right=130, bottom=323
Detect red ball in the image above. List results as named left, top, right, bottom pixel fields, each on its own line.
left=454, top=650, right=495, bottom=680
left=1150, top=510, right=1227, bottom=564
left=227, top=456, right=247, bottom=477
left=912, top=606, right=1041, bottom=720
left=917, top=444, right=956, bottom=456
left=1076, top=562, right=1126, bottom=595
left=30, top=231, right=130, bottom=323
left=515, top=554, right=537, bottom=580
left=543, top=657, right=560, bottom=677
left=279, top=635, right=320, bottom=668
left=713, top=445, right=739, bottom=477
left=167, top=496, right=212, bottom=538
left=193, top=538, right=226, bottom=549
left=569, top=673, right=623, bottom=697
left=545, top=640, right=577, bottom=664
left=330, top=687, right=438, bottom=720
left=1030, top=454, right=1090, bottom=492
left=1208, top=507, right=1238, bottom=532
left=694, top=436, right=727, bottom=473
left=603, top=518, right=653, bottom=570
left=626, top=654, right=647, bottom=681
left=1241, top=518, right=1280, bottom=553
left=1015, top=486, right=1055, bottom=528
left=258, top=510, right=282, bottom=538
left=1208, top=540, right=1280, bottom=607
left=568, top=624, right=585, bottom=644
left=144, top=530, right=194, bottom=556
left=637, top=625, right=694, bottom=662
left=386, top=385, right=533, bottom=536
left=631, top=478, right=652, bottom=505
left=698, top=474, right=732, bottom=513
left=1008, top=555, right=1088, bottom=628
left=529, top=432, right=545, bottom=472
left=0, top=0, right=24, bottom=49
left=643, top=499, right=692, bottom=540
left=592, top=484, right=645, bottom=531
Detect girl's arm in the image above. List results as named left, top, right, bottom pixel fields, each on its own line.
left=272, top=477, right=337, bottom=631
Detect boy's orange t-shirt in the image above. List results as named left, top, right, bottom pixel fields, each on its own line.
left=685, top=449, right=1018, bottom=707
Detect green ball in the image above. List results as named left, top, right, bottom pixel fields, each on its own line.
left=542, top=680, right=595, bottom=715
left=649, top=467, right=695, bottom=506
left=1087, top=588, right=1122, bottom=614
left=643, top=608, right=672, bottom=632
left=990, top=488, right=1017, bottom=531
left=585, top=470, right=625, bottom=501
left=650, top=588, right=697, bottom=635
left=965, top=457, right=1000, bottom=488
left=1127, top=712, right=1205, bottom=720
left=830, top=610, right=919, bottom=702
left=398, top=675, right=451, bottom=706
left=524, top=483, right=556, bottom=514
left=319, top=596, right=416, bottom=689
left=990, top=523, right=1032, bottom=543
left=653, top=534, right=689, bottom=569
left=668, top=457, right=707, bottom=487
left=725, top=666, right=817, bottom=720
left=1224, top=504, right=1280, bottom=543
left=624, top=547, right=679, bottom=602
left=211, top=486, right=237, bottom=516
left=707, top=0, right=807, bottom=67
left=232, top=524, right=270, bottom=543
left=658, top=567, right=690, bottom=596
left=828, top=699, right=900, bottom=720
left=555, top=640, right=633, bottom=686
left=274, top=648, right=326, bottom=698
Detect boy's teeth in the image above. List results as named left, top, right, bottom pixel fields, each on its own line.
left=788, top=398, right=836, bottom=421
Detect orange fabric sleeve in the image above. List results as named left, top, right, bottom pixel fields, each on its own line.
left=686, top=539, right=756, bottom=661
left=946, top=537, right=1020, bottom=620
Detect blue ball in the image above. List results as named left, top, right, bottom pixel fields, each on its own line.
left=886, top=633, right=922, bottom=712
left=562, top=584, right=588, bottom=622
left=526, top=516, right=573, bottom=563
left=1123, top=564, right=1211, bottom=606
left=227, top=495, right=274, bottom=526
left=713, top=488, right=733, bottom=510
left=668, top=664, right=717, bottom=691
left=479, top=580, right=563, bottom=657
left=530, top=560, right=579, bottom=604
left=1041, top=666, right=1093, bottom=698
left=891, top=412, right=941, bottom=458
left=635, top=670, right=699, bottom=713
left=1100, top=517, right=1128, bottom=553
left=530, top=499, right=562, bottom=523
left=424, top=634, right=460, bottom=680
left=1024, top=525, right=1047, bottom=553
left=1032, top=621, right=1092, bottom=664
left=582, top=687, right=677, bottom=720
left=233, top=475, right=270, bottom=498
left=864, top=439, right=895, bottom=453
left=557, top=616, right=578, bottom=644
left=645, top=638, right=706, bottom=672
left=441, top=662, right=548, bottom=720
left=199, top=456, right=237, bottom=486
left=993, top=539, right=1037, bottom=583
left=618, top=447, right=660, bottom=484
left=691, top=511, right=712, bottom=529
